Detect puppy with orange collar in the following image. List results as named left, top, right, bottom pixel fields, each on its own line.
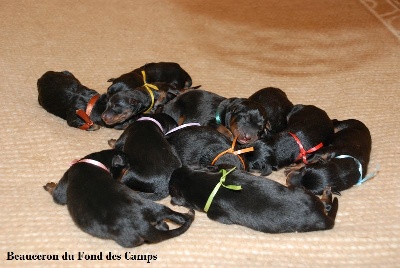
left=37, top=71, right=131, bottom=130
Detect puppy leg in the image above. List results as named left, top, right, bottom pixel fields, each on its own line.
left=320, top=187, right=333, bottom=213
left=154, top=221, right=170, bottom=231
left=207, top=210, right=233, bottom=225
left=120, top=170, right=168, bottom=200
left=43, top=182, right=57, bottom=195
left=115, top=232, right=145, bottom=248
left=320, top=186, right=339, bottom=221
left=108, top=139, right=116, bottom=149
left=46, top=172, right=69, bottom=205
left=284, top=162, right=306, bottom=176
left=159, top=207, right=194, bottom=226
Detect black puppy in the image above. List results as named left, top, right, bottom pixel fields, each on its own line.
left=166, top=125, right=254, bottom=170
left=162, top=89, right=268, bottom=144
left=286, top=119, right=373, bottom=194
left=37, top=71, right=110, bottom=130
left=245, top=104, right=334, bottom=175
left=43, top=149, right=194, bottom=248
left=249, top=87, right=294, bottom=135
left=102, top=82, right=185, bottom=126
left=37, top=71, right=132, bottom=130
left=169, top=165, right=338, bottom=233
left=107, top=62, right=192, bottom=96
left=110, top=113, right=181, bottom=200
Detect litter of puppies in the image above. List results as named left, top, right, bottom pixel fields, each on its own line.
left=40, top=62, right=378, bottom=247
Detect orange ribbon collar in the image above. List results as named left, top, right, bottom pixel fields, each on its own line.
left=211, top=137, right=254, bottom=169
left=76, top=94, right=100, bottom=130
left=288, top=132, right=323, bottom=164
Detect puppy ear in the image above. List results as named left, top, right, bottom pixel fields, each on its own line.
left=112, top=153, right=129, bottom=169
left=217, top=98, right=239, bottom=126
left=107, top=78, right=115, bottom=82
left=287, top=104, right=304, bottom=120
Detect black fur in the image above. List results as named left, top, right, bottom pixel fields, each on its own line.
left=106, top=62, right=192, bottom=96
left=43, top=149, right=194, bottom=247
left=111, top=113, right=181, bottom=200
left=37, top=71, right=111, bottom=130
left=162, top=89, right=268, bottom=144
left=244, top=104, right=334, bottom=175
left=286, top=119, right=372, bottom=194
left=249, top=87, right=294, bottom=135
left=169, top=165, right=338, bottom=233
left=102, top=82, right=184, bottom=126
left=166, top=125, right=251, bottom=170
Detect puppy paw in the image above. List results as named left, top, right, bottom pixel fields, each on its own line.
left=321, top=186, right=333, bottom=213
left=43, top=182, right=57, bottom=195
left=260, top=168, right=272, bottom=176
left=88, top=124, right=101, bottom=131
left=108, top=139, right=117, bottom=148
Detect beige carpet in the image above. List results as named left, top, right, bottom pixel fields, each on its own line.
left=1, top=0, right=399, bottom=267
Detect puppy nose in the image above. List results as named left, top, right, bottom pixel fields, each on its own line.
left=243, top=133, right=252, bottom=141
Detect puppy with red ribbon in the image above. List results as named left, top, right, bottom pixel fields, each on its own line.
left=285, top=119, right=376, bottom=195
left=243, top=104, right=334, bottom=176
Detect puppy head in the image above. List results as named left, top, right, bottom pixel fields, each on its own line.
left=37, top=70, right=79, bottom=92
left=220, top=98, right=268, bottom=144
left=106, top=72, right=143, bottom=97
left=286, top=165, right=330, bottom=195
left=101, top=89, right=148, bottom=125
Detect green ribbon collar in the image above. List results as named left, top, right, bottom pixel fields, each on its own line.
left=203, top=167, right=242, bottom=212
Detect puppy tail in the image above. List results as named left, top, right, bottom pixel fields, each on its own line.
left=148, top=209, right=195, bottom=243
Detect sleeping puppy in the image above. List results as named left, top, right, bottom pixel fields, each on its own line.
left=285, top=119, right=372, bottom=195
left=162, top=89, right=268, bottom=144
left=107, top=62, right=192, bottom=96
left=110, top=113, right=181, bottom=200
left=166, top=125, right=253, bottom=170
left=169, top=165, right=338, bottom=233
left=37, top=71, right=113, bottom=130
left=101, top=82, right=184, bottom=126
left=43, top=149, right=194, bottom=248
left=249, top=87, right=294, bottom=135
left=244, top=104, right=334, bottom=175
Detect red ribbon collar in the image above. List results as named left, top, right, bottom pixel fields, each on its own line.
left=288, top=132, right=323, bottom=164
left=76, top=94, right=100, bottom=130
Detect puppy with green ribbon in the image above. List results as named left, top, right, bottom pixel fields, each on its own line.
left=169, top=165, right=338, bottom=233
